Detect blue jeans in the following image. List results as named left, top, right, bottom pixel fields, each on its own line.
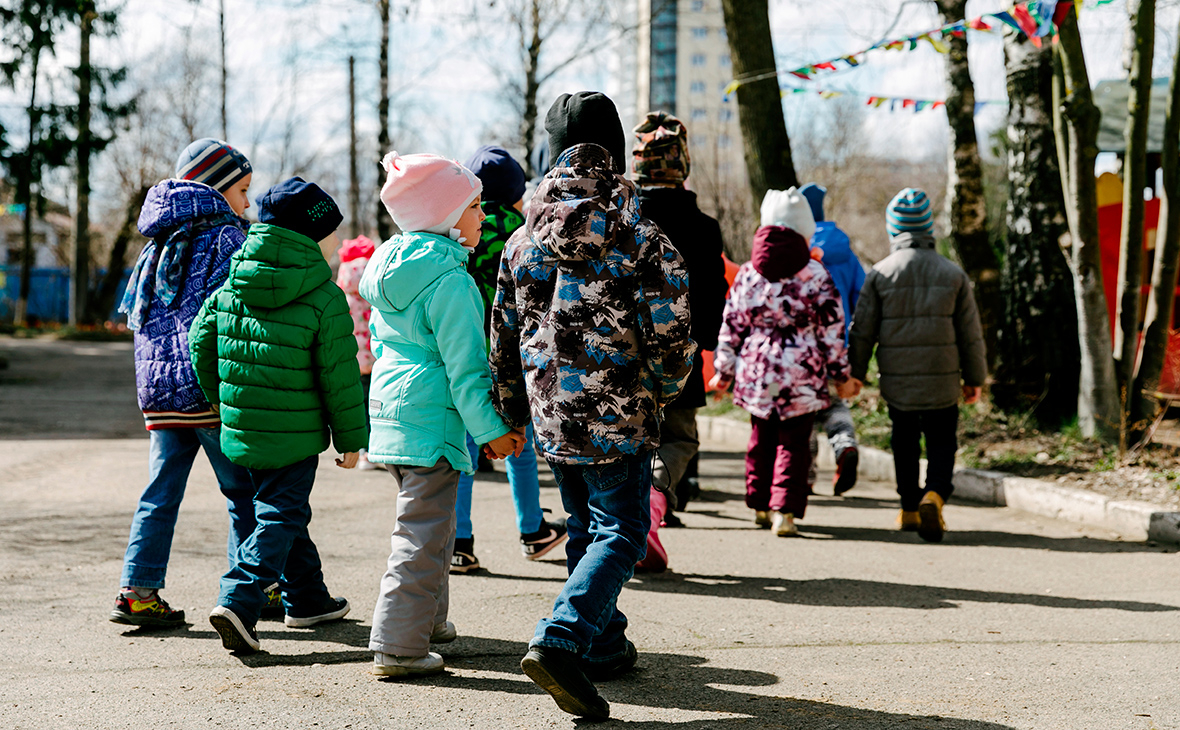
left=217, top=455, right=332, bottom=625
left=531, top=454, right=652, bottom=663
left=455, top=423, right=545, bottom=538
left=121, top=427, right=254, bottom=589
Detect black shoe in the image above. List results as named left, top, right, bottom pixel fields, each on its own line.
left=451, top=537, right=481, bottom=574
left=582, top=640, right=637, bottom=682
left=209, top=605, right=260, bottom=653
left=833, top=447, right=859, bottom=496
left=284, top=596, right=350, bottom=628
left=259, top=585, right=284, bottom=620
left=674, top=475, right=701, bottom=512
left=521, top=646, right=610, bottom=720
left=521, top=518, right=568, bottom=560
left=477, top=450, right=495, bottom=473
left=109, top=590, right=186, bottom=627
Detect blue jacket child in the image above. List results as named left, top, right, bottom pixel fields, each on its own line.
left=800, top=183, right=865, bottom=343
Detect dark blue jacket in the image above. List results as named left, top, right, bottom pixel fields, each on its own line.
left=129, top=180, right=247, bottom=428
left=812, top=222, right=865, bottom=346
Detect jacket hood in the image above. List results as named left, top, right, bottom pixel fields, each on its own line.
left=526, top=143, right=640, bottom=262
left=890, top=230, right=938, bottom=253
left=366, top=231, right=470, bottom=312
left=138, top=179, right=243, bottom=239
left=812, top=222, right=853, bottom=264
left=751, top=225, right=812, bottom=281
left=229, top=224, right=332, bottom=308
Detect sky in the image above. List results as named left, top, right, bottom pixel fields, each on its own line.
left=1, top=0, right=1177, bottom=224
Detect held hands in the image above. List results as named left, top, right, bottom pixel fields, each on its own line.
left=835, top=377, right=863, bottom=400
left=336, top=452, right=360, bottom=469
left=962, top=385, right=982, bottom=405
left=707, top=372, right=732, bottom=402
left=484, top=428, right=528, bottom=460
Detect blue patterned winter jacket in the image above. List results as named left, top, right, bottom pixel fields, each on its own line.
left=127, top=180, right=248, bottom=429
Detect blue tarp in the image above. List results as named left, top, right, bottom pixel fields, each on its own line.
left=0, top=266, right=132, bottom=323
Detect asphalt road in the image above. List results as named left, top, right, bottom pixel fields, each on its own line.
left=1, top=338, right=1177, bottom=729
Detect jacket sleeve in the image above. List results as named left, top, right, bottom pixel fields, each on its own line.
left=428, top=271, right=512, bottom=445
left=847, top=269, right=881, bottom=382
left=815, top=272, right=851, bottom=382
left=692, top=216, right=727, bottom=352
left=712, top=270, right=750, bottom=379
left=489, top=244, right=530, bottom=429
left=312, top=290, right=369, bottom=454
left=635, top=228, right=698, bottom=408
left=188, top=296, right=221, bottom=408
left=203, top=226, right=246, bottom=301
left=954, top=273, right=989, bottom=387
left=849, top=254, right=866, bottom=319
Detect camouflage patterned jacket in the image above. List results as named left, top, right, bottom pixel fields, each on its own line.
left=489, top=143, right=697, bottom=464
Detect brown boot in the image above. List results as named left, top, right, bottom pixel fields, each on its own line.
left=917, top=492, right=947, bottom=543
left=897, top=509, right=920, bottom=532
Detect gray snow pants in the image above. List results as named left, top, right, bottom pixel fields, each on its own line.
left=808, top=399, right=858, bottom=485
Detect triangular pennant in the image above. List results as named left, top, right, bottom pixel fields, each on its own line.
left=923, top=33, right=951, bottom=53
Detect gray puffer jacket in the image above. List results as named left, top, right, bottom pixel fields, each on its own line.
left=848, top=231, right=987, bottom=411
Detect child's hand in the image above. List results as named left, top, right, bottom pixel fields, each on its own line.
left=487, top=429, right=527, bottom=459
left=835, top=378, right=862, bottom=399
left=708, top=373, right=732, bottom=401
left=336, top=452, right=360, bottom=469
left=962, top=385, right=982, bottom=405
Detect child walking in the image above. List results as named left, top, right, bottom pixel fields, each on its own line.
left=111, top=138, right=254, bottom=627
left=362, top=152, right=525, bottom=678
left=490, top=91, right=696, bottom=720
left=336, top=235, right=379, bottom=470
left=189, top=177, right=367, bottom=653
left=711, top=188, right=854, bottom=537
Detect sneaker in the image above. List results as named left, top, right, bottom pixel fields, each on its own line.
left=372, top=651, right=445, bottom=677
left=918, top=492, right=947, bottom=543
left=772, top=511, right=798, bottom=537
left=662, top=511, right=685, bottom=528
left=451, top=538, right=480, bottom=574
left=634, top=530, right=668, bottom=573
left=581, top=640, right=638, bottom=682
left=209, top=605, right=260, bottom=653
left=833, top=446, right=859, bottom=496
left=259, top=585, right=283, bottom=620
left=521, top=645, right=610, bottom=720
left=753, top=510, right=772, bottom=529
left=285, top=596, right=350, bottom=628
left=429, top=620, right=457, bottom=644
left=109, top=590, right=185, bottom=627
left=897, top=509, right=921, bottom=531
left=521, top=519, right=568, bottom=560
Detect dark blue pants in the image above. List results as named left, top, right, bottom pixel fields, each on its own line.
left=889, top=405, right=959, bottom=512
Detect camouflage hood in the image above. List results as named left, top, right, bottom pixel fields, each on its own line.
left=525, top=143, right=641, bottom=263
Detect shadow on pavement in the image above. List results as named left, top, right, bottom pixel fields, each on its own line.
left=624, top=572, right=1179, bottom=613
left=799, top=523, right=1171, bottom=553
left=404, top=643, right=1016, bottom=729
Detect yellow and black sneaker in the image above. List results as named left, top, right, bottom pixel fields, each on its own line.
left=109, top=589, right=186, bottom=627
left=259, top=584, right=284, bottom=620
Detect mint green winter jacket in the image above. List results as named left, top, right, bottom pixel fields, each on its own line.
left=189, top=223, right=368, bottom=469
left=360, top=231, right=511, bottom=474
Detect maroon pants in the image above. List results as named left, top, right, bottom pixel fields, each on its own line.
left=745, top=412, right=817, bottom=518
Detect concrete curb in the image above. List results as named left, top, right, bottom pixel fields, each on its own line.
left=697, top=414, right=1180, bottom=544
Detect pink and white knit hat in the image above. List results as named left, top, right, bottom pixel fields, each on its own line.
left=379, top=152, right=482, bottom=235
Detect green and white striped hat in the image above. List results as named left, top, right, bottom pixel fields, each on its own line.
left=886, top=187, right=933, bottom=237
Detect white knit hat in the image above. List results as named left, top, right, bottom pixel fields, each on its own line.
left=760, top=187, right=816, bottom=242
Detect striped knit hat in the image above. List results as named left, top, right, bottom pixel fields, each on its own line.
left=174, top=139, right=252, bottom=193
left=886, top=187, right=933, bottom=237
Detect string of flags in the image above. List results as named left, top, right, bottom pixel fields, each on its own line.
left=723, top=0, right=1076, bottom=99
left=779, top=86, right=1007, bottom=115
left=1, top=204, right=27, bottom=215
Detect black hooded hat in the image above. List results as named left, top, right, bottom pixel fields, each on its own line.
left=545, top=91, right=626, bottom=174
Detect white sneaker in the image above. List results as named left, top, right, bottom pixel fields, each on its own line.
left=429, top=620, right=457, bottom=643
left=772, top=512, right=797, bottom=537
left=372, top=651, right=445, bottom=677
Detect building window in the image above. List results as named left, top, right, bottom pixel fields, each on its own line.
left=692, top=108, right=708, bottom=120
left=691, top=53, right=706, bottom=66
left=719, top=53, right=731, bottom=67
left=649, top=0, right=678, bottom=113
left=719, top=134, right=732, bottom=147
left=692, top=27, right=708, bottom=39
left=690, top=81, right=706, bottom=94
left=691, top=0, right=705, bottom=10
left=719, top=108, right=733, bottom=121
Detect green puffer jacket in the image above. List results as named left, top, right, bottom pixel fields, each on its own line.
left=360, top=231, right=510, bottom=474
left=189, top=223, right=368, bottom=469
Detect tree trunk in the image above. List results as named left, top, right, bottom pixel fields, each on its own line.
left=1052, top=10, right=1120, bottom=442
left=375, top=0, right=392, bottom=242
left=72, top=5, right=94, bottom=327
left=15, top=46, right=42, bottom=329
left=1113, top=0, right=1155, bottom=416
left=993, top=28, right=1079, bottom=427
left=1129, top=10, right=1180, bottom=442
left=85, top=185, right=150, bottom=325
left=720, top=0, right=797, bottom=205
left=348, top=55, right=360, bottom=238
left=520, top=0, right=542, bottom=178
left=934, top=0, right=1001, bottom=371
left=219, top=0, right=228, bottom=140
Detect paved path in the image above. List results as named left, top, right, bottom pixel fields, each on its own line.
left=1, top=340, right=1178, bottom=729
